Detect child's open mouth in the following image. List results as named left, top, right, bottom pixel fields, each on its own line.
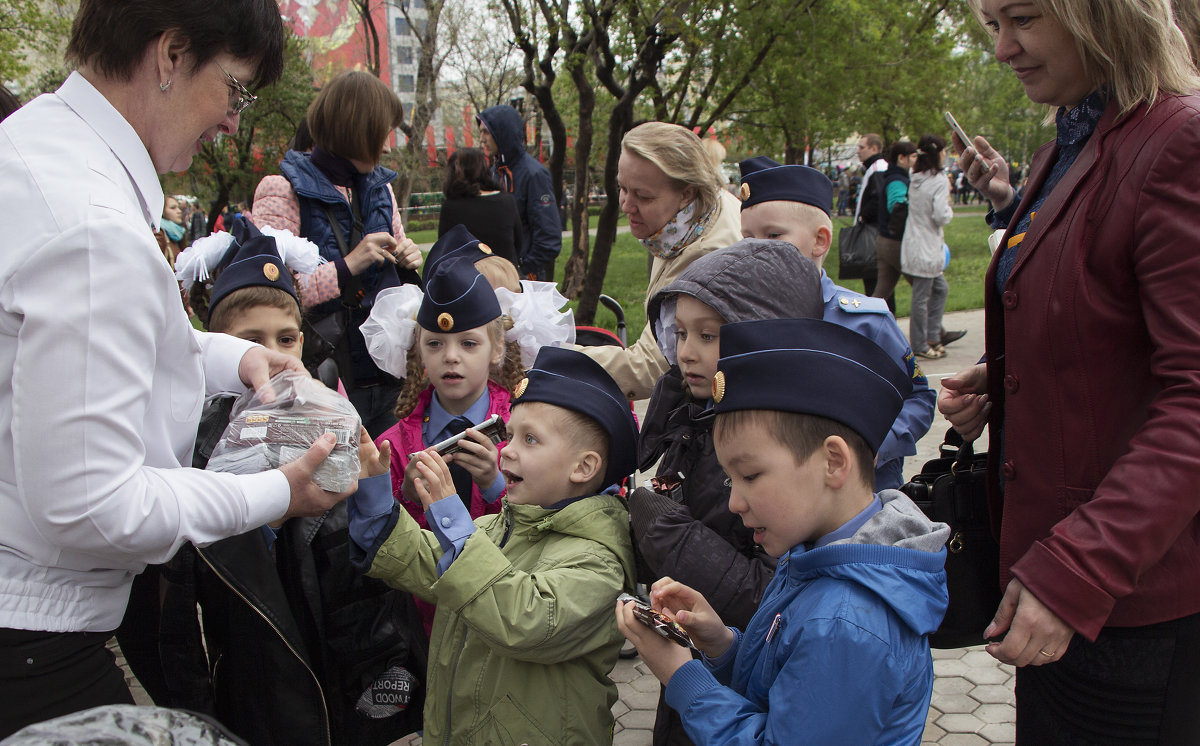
left=502, top=469, right=523, bottom=486
left=441, top=373, right=464, bottom=382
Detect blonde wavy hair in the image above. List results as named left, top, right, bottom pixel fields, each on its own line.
left=621, top=122, right=726, bottom=218
left=393, top=317, right=525, bottom=420
left=968, top=0, right=1200, bottom=117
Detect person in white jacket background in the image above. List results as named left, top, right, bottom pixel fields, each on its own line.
left=901, top=134, right=956, bottom=358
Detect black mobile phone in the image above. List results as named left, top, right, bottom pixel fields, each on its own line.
left=410, top=413, right=507, bottom=460
left=618, top=593, right=694, bottom=648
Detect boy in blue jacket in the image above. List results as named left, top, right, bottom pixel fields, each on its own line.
left=617, top=318, right=950, bottom=745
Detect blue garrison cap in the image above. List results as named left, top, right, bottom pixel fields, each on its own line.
left=512, top=346, right=638, bottom=488
left=709, top=318, right=912, bottom=453
left=207, top=216, right=298, bottom=321
left=422, top=223, right=497, bottom=282
left=417, top=255, right=501, bottom=334
left=738, top=157, right=833, bottom=215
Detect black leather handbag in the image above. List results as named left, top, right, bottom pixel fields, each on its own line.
left=837, top=220, right=878, bottom=280
left=902, top=431, right=1002, bottom=648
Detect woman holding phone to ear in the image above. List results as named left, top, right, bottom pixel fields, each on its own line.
left=939, top=0, right=1200, bottom=741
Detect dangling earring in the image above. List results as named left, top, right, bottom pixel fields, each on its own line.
left=160, top=79, right=172, bottom=92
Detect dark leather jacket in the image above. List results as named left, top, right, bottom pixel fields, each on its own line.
left=631, top=367, right=775, bottom=632
left=160, top=398, right=428, bottom=745
left=985, top=92, right=1200, bottom=640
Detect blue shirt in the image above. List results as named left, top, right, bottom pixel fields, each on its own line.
left=423, top=389, right=506, bottom=504
left=820, top=273, right=936, bottom=489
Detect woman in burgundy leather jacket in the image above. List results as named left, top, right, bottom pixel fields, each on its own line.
left=939, top=0, right=1200, bottom=741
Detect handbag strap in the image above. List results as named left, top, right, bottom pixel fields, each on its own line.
left=319, top=198, right=365, bottom=308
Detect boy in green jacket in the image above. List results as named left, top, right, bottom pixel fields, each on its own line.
left=349, top=342, right=638, bottom=745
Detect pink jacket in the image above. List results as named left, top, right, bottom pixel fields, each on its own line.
left=375, top=380, right=512, bottom=529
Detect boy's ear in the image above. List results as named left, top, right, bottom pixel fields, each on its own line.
left=811, top=224, right=833, bottom=262
left=822, top=435, right=854, bottom=489
left=568, top=450, right=603, bottom=487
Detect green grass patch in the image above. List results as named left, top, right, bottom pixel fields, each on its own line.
left=557, top=205, right=994, bottom=341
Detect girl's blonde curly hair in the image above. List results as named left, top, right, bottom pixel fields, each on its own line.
left=393, top=316, right=525, bottom=420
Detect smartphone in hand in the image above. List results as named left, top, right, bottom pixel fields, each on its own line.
left=945, top=111, right=972, bottom=153
left=618, top=593, right=695, bottom=648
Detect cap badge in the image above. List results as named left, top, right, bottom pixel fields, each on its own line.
left=437, top=312, right=454, bottom=331
left=513, top=377, right=529, bottom=399
left=478, top=242, right=493, bottom=255
left=712, top=370, right=726, bottom=403
left=263, top=263, right=280, bottom=281
left=739, top=182, right=751, bottom=201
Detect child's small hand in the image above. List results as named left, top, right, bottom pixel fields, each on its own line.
left=357, top=427, right=391, bottom=479
left=615, top=599, right=694, bottom=685
left=650, top=577, right=735, bottom=659
left=444, top=428, right=500, bottom=490
left=411, top=450, right=455, bottom=510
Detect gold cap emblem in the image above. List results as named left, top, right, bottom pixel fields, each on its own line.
left=478, top=242, right=493, bottom=255
left=712, top=370, right=726, bottom=403
left=437, top=312, right=454, bottom=331
left=513, top=377, right=529, bottom=399
left=739, top=182, right=751, bottom=201
left=263, top=262, right=280, bottom=281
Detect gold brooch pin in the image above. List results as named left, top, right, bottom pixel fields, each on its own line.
left=513, top=377, right=529, bottom=399
left=262, top=263, right=280, bottom=281
left=478, top=242, right=493, bottom=255
left=712, top=370, right=726, bottom=402
left=438, top=312, right=454, bottom=331
left=739, top=183, right=751, bottom=201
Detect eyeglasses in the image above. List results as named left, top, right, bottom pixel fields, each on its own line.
left=215, top=60, right=257, bottom=116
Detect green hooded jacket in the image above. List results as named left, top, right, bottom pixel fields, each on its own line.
left=369, top=494, right=636, bottom=745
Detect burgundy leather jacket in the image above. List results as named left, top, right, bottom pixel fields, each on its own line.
left=984, top=92, right=1200, bottom=640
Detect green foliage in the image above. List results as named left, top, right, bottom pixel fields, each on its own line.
left=0, top=1, right=72, bottom=88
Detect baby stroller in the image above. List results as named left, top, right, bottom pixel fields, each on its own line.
left=573, top=294, right=627, bottom=348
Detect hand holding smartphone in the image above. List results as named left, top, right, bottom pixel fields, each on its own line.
left=618, top=593, right=695, bottom=648
left=409, top=413, right=507, bottom=461
left=945, top=111, right=972, bottom=153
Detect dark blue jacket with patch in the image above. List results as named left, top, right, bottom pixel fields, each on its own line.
left=477, top=105, right=561, bottom=274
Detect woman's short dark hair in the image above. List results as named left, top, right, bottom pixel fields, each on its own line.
left=913, top=134, right=946, bottom=174
left=66, top=0, right=285, bottom=88
left=887, top=140, right=918, bottom=166
left=0, top=87, right=19, bottom=122
left=443, top=148, right=499, bottom=198
left=307, top=71, right=405, bottom=164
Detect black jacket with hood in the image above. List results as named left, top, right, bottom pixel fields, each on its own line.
left=476, top=105, right=561, bottom=275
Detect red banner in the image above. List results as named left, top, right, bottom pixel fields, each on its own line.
left=463, top=106, right=475, bottom=147
left=445, top=127, right=457, bottom=157
left=426, top=125, right=437, bottom=167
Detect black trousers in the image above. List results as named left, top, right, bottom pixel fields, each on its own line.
left=0, top=627, right=133, bottom=738
left=1015, top=612, right=1200, bottom=745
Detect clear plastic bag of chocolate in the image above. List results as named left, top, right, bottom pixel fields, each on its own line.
left=207, top=370, right=361, bottom=492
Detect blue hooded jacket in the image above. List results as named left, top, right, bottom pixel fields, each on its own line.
left=665, top=490, right=950, bottom=745
left=476, top=105, right=561, bottom=274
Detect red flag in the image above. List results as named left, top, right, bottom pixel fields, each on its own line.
left=708, top=126, right=717, bottom=139
left=426, top=125, right=437, bottom=167
left=693, top=126, right=702, bottom=136
left=445, top=127, right=457, bottom=157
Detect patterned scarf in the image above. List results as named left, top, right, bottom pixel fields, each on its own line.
left=640, top=200, right=717, bottom=260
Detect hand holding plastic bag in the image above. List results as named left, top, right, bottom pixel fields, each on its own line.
left=207, top=371, right=362, bottom=493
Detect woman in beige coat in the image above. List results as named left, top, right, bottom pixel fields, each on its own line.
left=580, top=122, right=741, bottom=401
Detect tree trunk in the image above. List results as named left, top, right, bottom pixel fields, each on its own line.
left=577, top=102, right=635, bottom=325
left=561, top=61, right=595, bottom=299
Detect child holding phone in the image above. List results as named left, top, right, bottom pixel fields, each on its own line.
left=363, top=228, right=572, bottom=633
